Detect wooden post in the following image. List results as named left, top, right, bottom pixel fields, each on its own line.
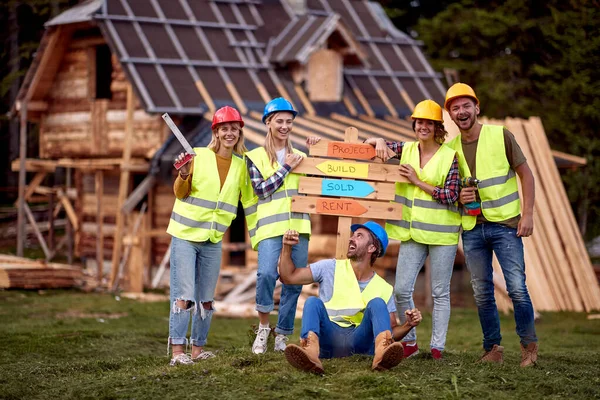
left=48, top=191, right=55, bottom=254
left=109, top=83, right=134, bottom=288
left=66, top=167, right=73, bottom=264
left=16, top=102, right=27, bottom=257
left=335, top=127, right=359, bottom=259
left=95, top=170, right=104, bottom=282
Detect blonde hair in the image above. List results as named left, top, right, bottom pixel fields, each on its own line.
left=208, top=122, right=247, bottom=155
left=264, top=112, right=294, bottom=166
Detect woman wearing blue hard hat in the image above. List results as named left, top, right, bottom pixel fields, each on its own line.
left=243, top=97, right=320, bottom=354
left=363, top=99, right=461, bottom=360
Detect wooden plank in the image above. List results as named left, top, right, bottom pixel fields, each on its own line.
left=292, top=195, right=401, bottom=220
left=87, top=46, right=96, bottom=99
left=299, top=176, right=395, bottom=200
left=57, top=189, right=79, bottom=231
left=358, top=115, right=415, bottom=139
left=95, top=170, right=104, bottom=283
left=225, top=82, right=248, bottom=115
left=342, top=95, right=358, bottom=116
left=308, top=140, right=376, bottom=160
left=294, top=84, right=316, bottom=115
left=336, top=217, right=352, bottom=260
left=195, top=80, right=216, bottom=113
left=113, top=203, right=146, bottom=292
left=23, top=202, right=51, bottom=259
left=151, top=245, right=171, bottom=289
left=109, top=83, right=135, bottom=288
left=293, top=157, right=408, bottom=183
left=22, top=172, right=47, bottom=203
left=16, top=102, right=28, bottom=257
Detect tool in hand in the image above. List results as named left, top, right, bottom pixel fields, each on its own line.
left=162, top=113, right=196, bottom=170
left=460, top=177, right=481, bottom=216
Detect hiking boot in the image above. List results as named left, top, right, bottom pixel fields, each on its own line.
left=284, top=331, right=324, bottom=374
left=274, top=334, right=288, bottom=352
left=520, top=342, right=538, bottom=367
left=252, top=326, right=271, bottom=354
left=169, top=353, right=194, bottom=366
left=192, top=350, right=216, bottom=361
left=478, top=344, right=504, bottom=364
left=372, top=330, right=404, bottom=371
left=401, top=342, right=420, bottom=358
left=431, top=349, right=443, bottom=360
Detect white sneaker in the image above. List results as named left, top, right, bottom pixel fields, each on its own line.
left=274, top=334, right=288, bottom=352
left=169, top=353, right=194, bottom=366
left=252, top=326, right=271, bottom=354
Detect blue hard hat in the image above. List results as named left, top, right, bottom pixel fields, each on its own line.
left=262, top=97, right=298, bottom=124
left=351, top=221, right=389, bottom=257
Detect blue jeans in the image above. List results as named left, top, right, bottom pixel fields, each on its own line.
left=300, top=297, right=392, bottom=358
left=394, top=239, right=457, bottom=351
left=168, top=237, right=222, bottom=348
left=462, top=223, right=538, bottom=350
left=256, top=234, right=309, bottom=335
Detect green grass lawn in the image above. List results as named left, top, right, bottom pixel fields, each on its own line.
left=0, top=290, right=598, bottom=399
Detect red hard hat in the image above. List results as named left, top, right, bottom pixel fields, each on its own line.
left=211, top=106, right=244, bottom=130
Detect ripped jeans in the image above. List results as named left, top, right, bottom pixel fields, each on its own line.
left=168, top=236, right=222, bottom=351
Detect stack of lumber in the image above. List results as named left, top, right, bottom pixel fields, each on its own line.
left=471, top=117, right=600, bottom=313
left=0, top=254, right=83, bottom=289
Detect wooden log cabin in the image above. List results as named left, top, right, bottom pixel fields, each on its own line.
left=11, top=0, right=600, bottom=311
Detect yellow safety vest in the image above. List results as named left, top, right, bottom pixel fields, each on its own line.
left=244, top=147, right=311, bottom=249
left=448, top=125, right=521, bottom=231
left=325, top=259, right=393, bottom=328
left=166, top=147, right=243, bottom=243
left=385, top=142, right=461, bottom=245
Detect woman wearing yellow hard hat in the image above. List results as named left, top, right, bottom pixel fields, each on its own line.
left=364, top=99, right=461, bottom=360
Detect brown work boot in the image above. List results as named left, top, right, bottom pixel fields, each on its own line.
left=478, top=344, right=504, bottom=364
left=372, top=330, right=404, bottom=371
left=284, top=331, right=324, bottom=374
left=520, top=342, right=538, bottom=367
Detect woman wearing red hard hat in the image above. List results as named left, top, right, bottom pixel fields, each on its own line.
left=364, top=99, right=461, bottom=360
left=243, top=98, right=320, bottom=354
left=166, top=106, right=247, bottom=365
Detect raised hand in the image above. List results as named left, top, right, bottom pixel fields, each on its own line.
left=284, top=153, right=304, bottom=170
left=175, top=152, right=192, bottom=176
left=282, top=230, right=300, bottom=246
left=306, top=136, right=321, bottom=146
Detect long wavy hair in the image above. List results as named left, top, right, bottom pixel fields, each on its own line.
left=264, top=112, right=294, bottom=166
left=412, top=119, right=448, bottom=145
left=207, top=122, right=247, bottom=155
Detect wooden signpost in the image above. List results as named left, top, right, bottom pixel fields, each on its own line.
left=292, top=128, right=408, bottom=259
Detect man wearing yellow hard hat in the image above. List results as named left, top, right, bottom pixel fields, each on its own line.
left=445, top=83, right=538, bottom=367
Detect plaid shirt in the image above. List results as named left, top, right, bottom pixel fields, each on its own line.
left=246, top=157, right=292, bottom=199
left=387, top=141, right=459, bottom=205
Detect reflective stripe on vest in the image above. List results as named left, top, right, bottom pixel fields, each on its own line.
left=324, top=259, right=393, bottom=328
left=166, top=148, right=243, bottom=243
left=385, top=142, right=461, bottom=245
left=244, top=147, right=311, bottom=249
left=448, top=125, right=521, bottom=230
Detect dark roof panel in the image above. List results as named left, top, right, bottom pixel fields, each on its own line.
left=307, top=0, right=326, bottom=11
left=188, top=0, right=219, bottom=22
left=256, top=70, right=279, bottom=99
left=157, top=0, right=188, bottom=19
left=227, top=69, right=263, bottom=102
left=399, top=78, right=426, bottom=105
left=377, top=76, right=409, bottom=111
left=173, top=26, right=211, bottom=60
left=327, top=0, right=361, bottom=36
left=422, top=79, right=445, bottom=105
left=362, top=45, right=383, bottom=70
left=402, top=46, right=428, bottom=72
left=136, top=64, right=176, bottom=108
left=270, top=19, right=305, bottom=61
left=350, top=1, right=382, bottom=37
left=113, top=21, right=148, bottom=57
left=126, top=0, right=159, bottom=18
left=197, top=67, right=233, bottom=102
left=162, top=65, right=204, bottom=108
left=378, top=44, right=407, bottom=72
left=352, top=75, right=388, bottom=115
left=140, top=24, right=180, bottom=59
left=216, top=3, right=238, bottom=24
left=343, top=79, right=366, bottom=115
left=106, top=0, right=127, bottom=15
left=204, top=29, right=240, bottom=62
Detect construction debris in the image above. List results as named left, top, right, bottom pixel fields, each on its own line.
left=0, top=254, right=83, bottom=289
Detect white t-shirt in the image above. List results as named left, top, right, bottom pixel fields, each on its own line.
left=276, top=148, right=286, bottom=166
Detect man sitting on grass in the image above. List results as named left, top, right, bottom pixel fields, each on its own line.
left=279, top=222, right=422, bottom=374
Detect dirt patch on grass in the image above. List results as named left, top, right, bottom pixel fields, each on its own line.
left=56, top=311, right=129, bottom=319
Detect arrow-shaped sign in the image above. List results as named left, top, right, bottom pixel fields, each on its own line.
left=315, top=160, right=369, bottom=179
left=316, top=198, right=369, bottom=216
left=327, top=142, right=376, bottom=160
left=321, top=179, right=375, bottom=198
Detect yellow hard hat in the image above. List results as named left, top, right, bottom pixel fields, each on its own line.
left=411, top=99, right=443, bottom=122
left=444, top=83, right=479, bottom=111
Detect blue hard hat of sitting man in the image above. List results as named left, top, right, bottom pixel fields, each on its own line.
left=262, top=97, right=298, bottom=124
left=350, top=221, right=388, bottom=257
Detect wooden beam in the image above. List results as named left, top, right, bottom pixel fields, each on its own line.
left=22, top=172, right=47, bottom=203
left=337, top=127, right=358, bottom=259
left=294, top=84, right=316, bottom=115
left=225, top=82, right=248, bottom=115
left=95, top=170, right=104, bottom=283
left=195, top=80, right=216, bottom=113
left=23, top=202, right=51, bottom=259
left=57, top=189, right=79, bottom=231
left=16, top=101, right=27, bottom=257
left=110, top=83, right=135, bottom=288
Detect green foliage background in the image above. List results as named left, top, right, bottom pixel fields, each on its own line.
left=382, top=0, right=600, bottom=239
